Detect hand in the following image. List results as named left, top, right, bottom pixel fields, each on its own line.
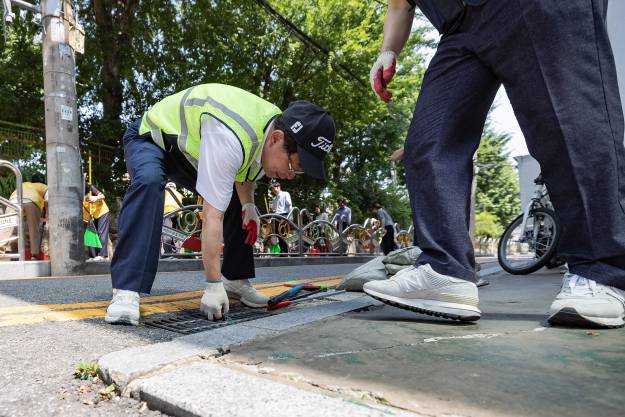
left=200, top=280, right=229, bottom=320
left=88, top=195, right=98, bottom=203
left=389, top=147, right=404, bottom=161
left=241, top=203, right=259, bottom=245
left=370, top=51, right=397, bottom=103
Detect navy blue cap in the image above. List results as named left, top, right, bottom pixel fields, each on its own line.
left=281, top=101, right=335, bottom=180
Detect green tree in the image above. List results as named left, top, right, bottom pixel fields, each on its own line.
left=475, top=211, right=502, bottom=238
left=2, top=1, right=431, bottom=223
left=476, top=128, right=521, bottom=227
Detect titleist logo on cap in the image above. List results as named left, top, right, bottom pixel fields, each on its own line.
left=311, top=137, right=332, bottom=153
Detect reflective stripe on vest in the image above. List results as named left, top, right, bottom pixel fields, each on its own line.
left=139, top=84, right=280, bottom=181
left=145, top=113, right=165, bottom=150
left=182, top=95, right=260, bottom=168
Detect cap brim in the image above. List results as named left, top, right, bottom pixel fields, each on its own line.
left=297, top=145, right=326, bottom=180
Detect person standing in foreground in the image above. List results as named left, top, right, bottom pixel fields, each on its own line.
left=105, top=83, right=335, bottom=325
left=364, top=0, right=625, bottom=328
left=372, top=203, right=397, bottom=255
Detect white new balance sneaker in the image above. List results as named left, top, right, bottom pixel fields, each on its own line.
left=548, top=273, right=625, bottom=328
left=105, top=289, right=140, bottom=325
left=223, top=277, right=268, bottom=308
left=363, top=264, right=481, bottom=321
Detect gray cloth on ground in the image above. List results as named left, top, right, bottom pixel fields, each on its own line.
left=337, top=246, right=423, bottom=291
left=382, top=246, right=422, bottom=265
left=336, top=256, right=386, bottom=291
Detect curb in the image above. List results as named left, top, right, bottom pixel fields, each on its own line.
left=136, top=362, right=420, bottom=417
left=99, top=294, right=377, bottom=389
left=85, top=255, right=375, bottom=275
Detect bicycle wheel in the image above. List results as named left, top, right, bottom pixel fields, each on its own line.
left=497, top=208, right=561, bottom=275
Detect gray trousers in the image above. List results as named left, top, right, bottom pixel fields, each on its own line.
left=405, top=0, right=625, bottom=289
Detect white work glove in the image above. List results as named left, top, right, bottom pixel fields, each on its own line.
left=200, top=280, right=229, bottom=320
left=370, top=51, right=397, bottom=103
left=241, top=203, right=260, bottom=245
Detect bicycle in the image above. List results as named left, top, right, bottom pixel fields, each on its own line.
left=497, top=174, right=564, bottom=274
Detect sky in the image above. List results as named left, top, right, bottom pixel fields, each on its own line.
left=490, top=88, right=529, bottom=158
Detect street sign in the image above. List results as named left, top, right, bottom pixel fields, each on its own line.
left=0, top=213, right=18, bottom=231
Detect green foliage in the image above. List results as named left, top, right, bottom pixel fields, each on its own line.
left=475, top=211, right=502, bottom=238
left=2, top=1, right=429, bottom=225
left=0, top=172, right=15, bottom=199
left=476, top=129, right=521, bottom=226
left=0, top=12, right=43, bottom=127
left=73, top=361, right=99, bottom=380
left=0, top=162, right=46, bottom=198
left=98, top=383, right=119, bottom=400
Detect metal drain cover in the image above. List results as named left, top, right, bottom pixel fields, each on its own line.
left=142, top=307, right=279, bottom=334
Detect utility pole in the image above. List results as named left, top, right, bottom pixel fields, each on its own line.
left=42, top=0, right=84, bottom=275
left=4, top=0, right=85, bottom=275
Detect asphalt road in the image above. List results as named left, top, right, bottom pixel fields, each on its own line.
left=0, top=263, right=361, bottom=417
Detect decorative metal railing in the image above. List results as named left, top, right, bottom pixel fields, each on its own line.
left=159, top=205, right=414, bottom=258
left=0, top=160, right=25, bottom=261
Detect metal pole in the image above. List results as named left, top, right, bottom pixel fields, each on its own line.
left=470, top=152, right=478, bottom=244
left=41, top=0, right=83, bottom=275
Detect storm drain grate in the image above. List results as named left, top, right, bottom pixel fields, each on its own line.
left=142, top=307, right=280, bottom=334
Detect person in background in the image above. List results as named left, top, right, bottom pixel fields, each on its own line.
left=314, top=205, right=328, bottom=222
left=269, top=181, right=292, bottom=254
left=3, top=173, right=48, bottom=260
left=269, top=181, right=292, bottom=216
left=162, top=182, right=184, bottom=255
left=372, top=202, right=397, bottom=255
left=332, top=197, right=351, bottom=232
left=84, top=183, right=110, bottom=260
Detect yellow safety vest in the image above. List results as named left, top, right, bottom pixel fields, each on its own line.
left=139, top=84, right=281, bottom=182
left=83, top=192, right=110, bottom=221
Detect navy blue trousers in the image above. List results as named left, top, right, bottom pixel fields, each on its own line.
left=111, top=120, right=254, bottom=293
left=406, top=0, right=625, bottom=289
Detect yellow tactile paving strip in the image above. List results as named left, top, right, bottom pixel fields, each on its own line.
left=0, top=276, right=343, bottom=328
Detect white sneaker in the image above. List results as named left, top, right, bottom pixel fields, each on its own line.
left=548, top=273, right=625, bottom=328
left=363, top=264, right=481, bottom=321
left=222, top=277, right=268, bottom=308
left=105, top=289, right=140, bottom=325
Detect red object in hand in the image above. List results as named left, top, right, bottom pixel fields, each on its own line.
left=241, top=203, right=259, bottom=246
left=370, top=51, right=397, bottom=103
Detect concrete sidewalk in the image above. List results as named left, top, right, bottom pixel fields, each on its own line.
left=98, top=265, right=625, bottom=417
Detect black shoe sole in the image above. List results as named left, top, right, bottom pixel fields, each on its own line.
left=548, top=307, right=624, bottom=329
left=366, top=293, right=480, bottom=322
